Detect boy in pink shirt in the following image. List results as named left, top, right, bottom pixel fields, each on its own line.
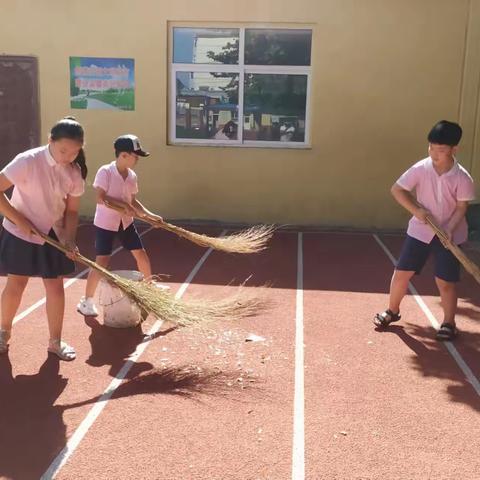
left=77, top=135, right=165, bottom=317
left=374, top=120, right=475, bottom=340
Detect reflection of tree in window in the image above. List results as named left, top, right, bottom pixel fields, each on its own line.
left=244, top=74, right=307, bottom=142
left=206, top=40, right=239, bottom=105
left=245, top=29, right=311, bottom=66
left=206, top=39, right=239, bottom=65
left=172, top=27, right=311, bottom=143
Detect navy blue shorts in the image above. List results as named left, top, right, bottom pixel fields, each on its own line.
left=0, top=228, right=75, bottom=279
left=396, top=235, right=461, bottom=283
left=95, top=223, right=144, bottom=256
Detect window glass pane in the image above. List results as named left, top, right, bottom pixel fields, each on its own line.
left=176, top=72, right=239, bottom=140
left=245, top=29, right=312, bottom=66
left=243, top=74, right=307, bottom=142
left=173, top=28, right=239, bottom=64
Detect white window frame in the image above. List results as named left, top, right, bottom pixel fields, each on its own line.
left=169, top=25, right=312, bottom=148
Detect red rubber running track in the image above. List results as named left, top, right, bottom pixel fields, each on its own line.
left=0, top=226, right=480, bottom=480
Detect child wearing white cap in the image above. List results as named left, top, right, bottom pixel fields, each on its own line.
left=77, top=134, right=167, bottom=317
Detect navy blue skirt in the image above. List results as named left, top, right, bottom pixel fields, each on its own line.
left=0, top=228, right=75, bottom=279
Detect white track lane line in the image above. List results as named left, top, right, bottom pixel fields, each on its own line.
left=292, top=232, right=305, bottom=480
left=11, top=225, right=154, bottom=326
left=373, top=234, right=480, bottom=396
left=40, top=230, right=227, bottom=480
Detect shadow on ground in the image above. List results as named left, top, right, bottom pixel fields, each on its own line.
left=0, top=355, right=68, bottom=480
left=376, top=324, right=480, bottom=412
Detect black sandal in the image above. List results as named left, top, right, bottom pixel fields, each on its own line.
left=373, top=309, right=401, bottom=327
left=436, top=323, right=458, bottom=341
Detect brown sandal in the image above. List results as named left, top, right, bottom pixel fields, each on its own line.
left=436, top=323, right=458, bottom=341
left=373, top=309, right=401, bottom=328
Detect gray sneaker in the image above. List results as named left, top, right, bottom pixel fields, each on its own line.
left=77, top=297, right=99, bottom=317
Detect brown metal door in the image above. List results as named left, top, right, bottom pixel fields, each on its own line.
left=0, top=56, right=40, bottom=170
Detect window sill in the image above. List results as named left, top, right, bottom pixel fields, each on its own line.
left=168, top=141, right=312, bottom=150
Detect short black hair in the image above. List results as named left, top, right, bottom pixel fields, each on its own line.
left=427, top=120, right=462, bottom=146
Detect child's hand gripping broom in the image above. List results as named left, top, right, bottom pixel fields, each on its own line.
left=103, top=200, right=274, bottom=254
left=34, top=230, right=267, bottom=327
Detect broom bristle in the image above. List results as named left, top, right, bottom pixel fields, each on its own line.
left=109, top=277, right=268, bottom=327
left=104, top=200, right=275, bottom=254
left=161, top=223, right=275, bottom=254
left=34, top=228, right=268, bottom=325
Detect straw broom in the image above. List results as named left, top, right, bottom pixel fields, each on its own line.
left=104, top=200, right=274, bottom=254
left=425, top=216, right=480, bottom=285
left=36, top=231, right=267, bottom=327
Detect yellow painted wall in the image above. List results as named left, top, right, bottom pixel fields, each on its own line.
left=1, top=0, right=480, bottom=229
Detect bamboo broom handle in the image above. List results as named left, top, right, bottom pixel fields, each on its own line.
left=424, top=216, right=480, bottom=285
left=410, top=200, right=480, bottom=284
left=4, top=215, right=107, bottom=275
left=36, top=231, right=113, bottom=276
left=103, top=200, right=158, bottom=226
left=103, top=200, right=197, bottom=237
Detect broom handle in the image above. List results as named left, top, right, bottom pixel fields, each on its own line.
left=104, top=199, right=161, bottom=227
left=424, top=216, right=480, bottom=284
left=39, top=232, right=126, bottom=283
left=411, top=202, right=480, bottom=284
left=4, top=215, right=114, bottom=279
left=36, top=232, right=101, bottom=271
left=40, top=233, right=124, bottom=283
left=103, top=200, right=201, bottom=238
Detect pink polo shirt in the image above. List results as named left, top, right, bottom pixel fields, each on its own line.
left=93, top=161, right=138, bottom=231
left=1, top=145, right=84, bottom=245
left=396, top=157, right=475, bottom=244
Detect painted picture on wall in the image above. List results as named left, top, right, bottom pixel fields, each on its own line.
left=69, top=57, right=135, bottom=110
